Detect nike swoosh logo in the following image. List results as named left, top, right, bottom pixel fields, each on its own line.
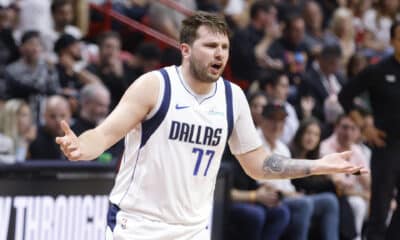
left=175, top=104, right=190, bottom=110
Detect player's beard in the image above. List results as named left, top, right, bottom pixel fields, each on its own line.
left=189, top=55, right=220, bottom=83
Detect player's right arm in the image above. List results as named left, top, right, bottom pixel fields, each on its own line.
left=56, top=72, right=160, bottom=161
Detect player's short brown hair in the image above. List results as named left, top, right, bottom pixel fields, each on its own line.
left=180, top=11, right=230, bottom=45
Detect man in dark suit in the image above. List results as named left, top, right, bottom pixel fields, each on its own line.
left=301, top=44, right=345, bottom=121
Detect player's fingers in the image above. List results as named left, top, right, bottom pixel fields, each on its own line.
left=67, top=144, right=78, bottom=152
left=55, top=136, right=62, bottom=144
left=347, top=166, right=364, bottom=174
left=60, top=144, right=71, bottom=155
left=56, top=135, right=72, bottom=145
left=56, top=136, right=69, bottom=145
left=60, top=120, right=73, bottom=136
left=68, top=150, right=81, bottom=160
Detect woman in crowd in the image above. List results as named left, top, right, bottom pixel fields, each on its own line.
left=0, top=99, right=36, bottom=163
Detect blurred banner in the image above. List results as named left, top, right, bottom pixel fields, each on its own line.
left=0, top=161, right=231, bottom=240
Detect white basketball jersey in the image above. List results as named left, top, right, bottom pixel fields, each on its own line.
left=107, top=65, right=237, bottom=236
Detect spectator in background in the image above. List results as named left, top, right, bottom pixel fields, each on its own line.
left=290, top=117, right=338, bottom=192
left=45, top=0, right=82, bottom=55
left=15, top=0, right=52, bottom=42
left=346, top=53, right=370, bottom=111
left=228, top=90, right=290, bottom=240
left=72, top=83, right=123, bottom=162
left=29, top=95, right=71, bottom=160
left=289, top=118, right=340, bottom=239
left=249, top=91, right=268, bottom=127
left=72, top=83, right=110, bottom=134
left=0, top=3, right=19, bottom=66
left=112, top=0, right=150, bottom=22
left=302, top=1, right=325, bottom=57
left=363, top=0, right=400, bottom=57
left=87, top=31, right=138, bottom=109
left=131, top=42, right=162, bottom=76
left=302, top=44, right=345, bottom=122
left=320, top=114, right=370, bottom=240
left=55, top=33, right=100, bottom=117
left=339, top=21, right=400, bottom=240
left=268, top=14, right=310, bottom=102
left=147, top=0, right=196, bottom=40
left=230, top=1, right=281, bottom=86
left=259, top=71, right=299, bottom=145
left=346, top=53, right=368, bottom=80
left=259, top=103, right=339, bottom=240
left=348, top=0, right=372, bottom=49
left=327, top=7, right=356, bottom=67
left=0, top=99, right=36, bottom=163
left=276, top=0, right=304, bottom=22
left=223, top=0, right=250, bottom=28
left=5, top=30, right=60, bottom=121
left=0, top=132, right=14, bottom=164
left=0, top=3, right=19, bottom=103
left=54, top=33, right=100, bottom=91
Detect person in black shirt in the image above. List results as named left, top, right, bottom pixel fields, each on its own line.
left=230, top=1, right=281, bottom=85
left=339, top=21, right=400, bottom=240
left=29, top=95, right=71, bottom=160
left=87, top=31, right=140, bottom=110
left=54, top=34, right=100, bottom=90
left=268, top=14, right=311, bottom=103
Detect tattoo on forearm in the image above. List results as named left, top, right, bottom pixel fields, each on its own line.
left=263, top=154, right=285, bottom=173
left=263, top=154, right=312, bottom=178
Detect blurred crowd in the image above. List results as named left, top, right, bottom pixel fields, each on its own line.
left=1, top=0, right=400, bottom=240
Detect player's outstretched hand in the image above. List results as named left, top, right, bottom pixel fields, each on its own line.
left=318, top=151, right=368, bottom=175
left=55, top=120, right=82, bottom=161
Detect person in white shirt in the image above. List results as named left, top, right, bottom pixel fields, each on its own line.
left=258, top=103, right=340, bottom=240
left=259, top=70, right=299, bottom=144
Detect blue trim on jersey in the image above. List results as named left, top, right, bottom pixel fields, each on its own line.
left=223, top=80, right=234, bottom=140
left=118, top=149, right=141, bottom=206
left=140, top=68, right=171, bottom=147
left=107, top=203, right=120, bottom=232
left=174, top=66, right=217, bottom=104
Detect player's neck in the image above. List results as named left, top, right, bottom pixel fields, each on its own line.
left=180, top=64, right=215, bottom=95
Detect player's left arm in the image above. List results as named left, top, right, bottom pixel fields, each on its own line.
left=227, top=84, right=367, bottom=180
left=235, top=147, right=366, bottom=180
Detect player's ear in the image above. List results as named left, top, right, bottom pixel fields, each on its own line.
left=180, top=43, right=191, bottom=58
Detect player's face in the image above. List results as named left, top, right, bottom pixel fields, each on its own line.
left=186, top=26, right=229, bottom=83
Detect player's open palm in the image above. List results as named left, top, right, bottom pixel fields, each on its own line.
left=55, top=120, right=82, bottom=161
left=318, top=151, right=368, bottom=175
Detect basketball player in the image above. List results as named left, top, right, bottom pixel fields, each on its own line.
left=56, top=12, right=366, bottom=240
